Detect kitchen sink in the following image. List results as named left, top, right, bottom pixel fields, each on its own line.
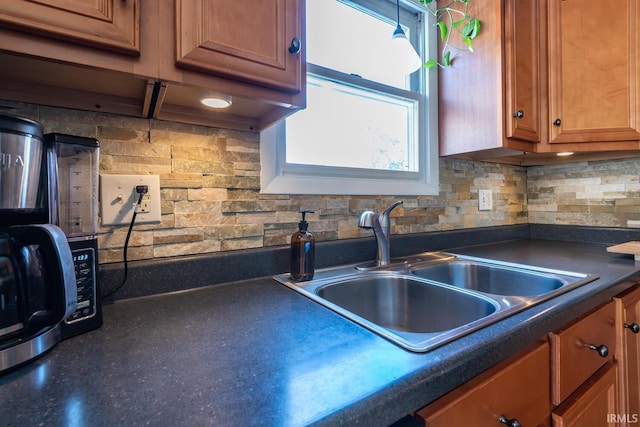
left=273, top=252, right=598, bottom=352
left=411, top=260, right=566, bottom=296
left=317, top=275, right=498, bottom=333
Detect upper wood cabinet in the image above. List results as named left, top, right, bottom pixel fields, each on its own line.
left=0, top=0, right=306, bottom=132
left=548, top=0, right=640, bottom=145
left=0, top=0, right=139, bottom=55
left=175, top=0, right=302, bottom=94
left=504, top=0, right=542, bottom=144
left=438, top=0, right=543, bottom=159
left=439, top=0, right=640, bottom=165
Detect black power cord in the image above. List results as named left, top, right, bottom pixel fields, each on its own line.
left=102, top=185, right=148, bottom=300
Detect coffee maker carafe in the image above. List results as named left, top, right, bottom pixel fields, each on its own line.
left=45, top=133, right=102, bottom=339
left=0, top=112, right=77, bottom=373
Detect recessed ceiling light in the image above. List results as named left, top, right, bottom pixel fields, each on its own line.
left=200, top=95, right=232, bottom=109
left=556, top=152, right=574, bottom=157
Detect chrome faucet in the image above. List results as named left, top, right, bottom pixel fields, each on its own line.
left=358, top=200, right=403, bottom=266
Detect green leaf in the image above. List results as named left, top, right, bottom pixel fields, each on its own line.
left=420, top=0, right=434, bottom=3
left=463, top=37, right=474, bottom=52
left=467, top=18, right=481, bottom=39
left=437, top=22, right=448, bottom=41
left=425, top=59, right=438, bottom=68
left=442, top=50, right=452, bottom=67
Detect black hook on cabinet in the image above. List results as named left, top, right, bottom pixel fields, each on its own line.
left=288, top=37, right=301, bottom=54
left=499, top=415, right=522, bottom=427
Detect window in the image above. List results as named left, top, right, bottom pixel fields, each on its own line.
left=260, top=0, right=438, bottom=196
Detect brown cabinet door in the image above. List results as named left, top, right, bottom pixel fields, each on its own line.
left=549, top=301, right=616, bottom=405
left=547, top=0, right=640, bottom=144
left=416, top=341, right=551, bottom=427
left=551, top=362, right=619, bottom=427
left=0, top=0, right=139, bottom=55
left=175, top=0, right=303, bottom=93
left=504, top=0, right=542, bottom=143
left=615, top=284, right=640, bottom=426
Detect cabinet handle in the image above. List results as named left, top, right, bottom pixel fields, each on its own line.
left=553, top=118, right=561, bottom=126
left=624, top=322, right=640, bottom=334
left=499, top=415, right=522, bottom=427
left=585, top=343, right=609, bottom=357
left=513, top=110, right=524, bottom=119
left=288, top=37, right=301, bottom=54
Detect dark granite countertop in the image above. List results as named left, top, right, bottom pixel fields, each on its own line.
left=1, top=235, right=640, bottom=426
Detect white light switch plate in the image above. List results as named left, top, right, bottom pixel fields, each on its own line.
left=478, top=189, right=493, bottom=211
left=100, top=174, right=161, bottom=226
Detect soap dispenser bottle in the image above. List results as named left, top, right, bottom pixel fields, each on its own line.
left=290, top=210, right=315, bottom=281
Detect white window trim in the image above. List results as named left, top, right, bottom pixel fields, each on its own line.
left=260, top=0, right=439, bottom=196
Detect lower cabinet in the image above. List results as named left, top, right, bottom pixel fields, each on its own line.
left=415, top=340, right=551, bottom=427
left=614, top=282, right=640, bottom=427
left=548, top=301, right=617, bottom=405
left=415, top=299, right=624, bottom=427
left=551, top=361, right=618, bottom=427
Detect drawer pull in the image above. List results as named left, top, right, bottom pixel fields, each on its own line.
left=624, top=322, right=640, bottom=333
left=585, top=343, right=609, bottom=357
left=499, top=415, right=522, bottom=427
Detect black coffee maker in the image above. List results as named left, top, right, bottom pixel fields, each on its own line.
left=0, top=113, right=78, bottom=373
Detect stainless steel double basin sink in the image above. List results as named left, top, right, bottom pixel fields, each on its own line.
left=273, top=252, right=598, bottom=352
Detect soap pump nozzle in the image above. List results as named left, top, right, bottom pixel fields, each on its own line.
left=298, top=209, right=313, bottom=231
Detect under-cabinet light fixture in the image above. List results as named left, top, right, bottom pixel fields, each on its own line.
left=392, top=0, right=422, bottom=74
left=200, top=95, right=232, bottom=109
left=556, top=152, right=574, bottom=157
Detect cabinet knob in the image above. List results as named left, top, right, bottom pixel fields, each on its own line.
left=288, top=37, right=301, bottom=54
left=513, top=110, right=524, bottom=119
left=553, top=118, right=562, bottom=126
left=585, top=343, right=609, bottom=358
left=499, top=415, right=522, bottom=427
left=624, top=322, right=640, bottom=334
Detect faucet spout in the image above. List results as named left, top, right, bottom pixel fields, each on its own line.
left=358, top=200, right=403, bottom=266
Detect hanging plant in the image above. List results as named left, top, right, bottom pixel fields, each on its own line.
left=420, top=0, right=481, bottom=68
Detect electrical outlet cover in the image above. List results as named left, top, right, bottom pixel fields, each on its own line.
left=100, top=174, right=161, bottom=226
left=478, top=189, right=493, bottom=211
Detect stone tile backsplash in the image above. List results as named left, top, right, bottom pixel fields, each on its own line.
left=3, top=101, right=639, bottom=264
left=528, top=158, right=640, bottom=227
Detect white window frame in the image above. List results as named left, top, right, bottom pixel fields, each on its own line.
left=260, top=0, right=439, bottom=196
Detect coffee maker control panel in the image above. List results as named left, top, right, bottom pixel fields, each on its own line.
left=66, top=247, right=97, bottom=323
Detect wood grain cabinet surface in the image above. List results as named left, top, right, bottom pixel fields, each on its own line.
left=549, top=301, right=617, bottom=405
left=439, top=0, right=544, bottom=159
left=175, top=0, right=302, bottom=94
left=551, top=361, right=619, bottom=427
left=415, top=340, right=551, bottom=427
left=0, top=0, right=139, bottom=55
left=439, top=0, right=640, bottom=165
left=614, top=283, right=640, bottom=426
left=547, top=0, right=640, bottom=146
left=0, top=0, right=306, bottom=132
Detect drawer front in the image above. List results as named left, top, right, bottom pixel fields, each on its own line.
left=549, top=301, right=616, bottom=405
left=551, top=361, right=618, bottom=427
left=416, top=341, right=550, bottom=427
